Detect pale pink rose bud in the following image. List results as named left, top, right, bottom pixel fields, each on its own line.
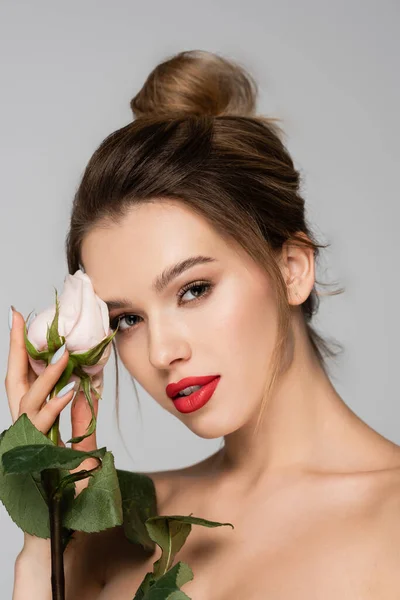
left=27, top=269, right=113, bottom=377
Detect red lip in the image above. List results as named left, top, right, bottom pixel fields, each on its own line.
left=166, top=375, right=220, bottom=399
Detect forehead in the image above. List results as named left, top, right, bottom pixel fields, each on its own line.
left=80, top=200, right=230, bottom=296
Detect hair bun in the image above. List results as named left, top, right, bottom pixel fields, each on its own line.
left=130, top=49, right=258, bottom=119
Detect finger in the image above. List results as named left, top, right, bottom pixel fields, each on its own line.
left=5, top=309, right=31, bottom=421
left=70, top=389, right=100, bottom=479
left=33, top=386, right=78, bottom=435
left=70, top=389, right=99, bottom=453
left=27, top=362, right=37, bottom=387
left=19, top=345, right=70, bottom=416
left=28, top=364, right=47, bottom=411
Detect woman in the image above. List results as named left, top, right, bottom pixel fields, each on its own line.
left=8, top=50, right=400, bottom=598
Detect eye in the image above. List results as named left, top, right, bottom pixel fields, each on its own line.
left=110, top=314, right=141, bottom=333
left=177, top=280, right=212, bottom=303
left=109, top=280, right=213, bottom=335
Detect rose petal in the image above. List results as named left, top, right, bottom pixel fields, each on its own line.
left=26, top=306, right=56, bottom=351
left=97, top=296, right=111, bottom=337
left=28, top=356, right=47, bottom=377
left=61, top=271, right=108, bottom=352
left=57, top=273, right=83, bottom=339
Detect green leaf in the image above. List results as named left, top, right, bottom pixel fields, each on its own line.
left=145, top=515, right=234, bottom=578
left=54, top=467, right=99, bottom=498
left=70, top=329, right=117, bottom=367
left=66, top=375, right=96, bottom=444
left=133, top=572, right=155, bottom=599
left=0, top=416, right=121, bottom=539
left=2, top=444, right=106, bottom=475
left=167, top=562, right=193, bottom=593
left=0, top=414, right=55, bottom=536
left=134, top=561, right=193, bottom=600
left=148, top=519, right=190, bottom=579
left=47, top=288, right=64, bottom=354
left=116, top=469, right=158, bottom=552
left=63, top=451, right=123, bottom=532
left=162, top=593, right=191, bottom=600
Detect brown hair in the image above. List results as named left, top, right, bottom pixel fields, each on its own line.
left=66, top=49, right=344, bottom=439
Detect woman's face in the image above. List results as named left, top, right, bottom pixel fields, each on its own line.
left=81, top=200, right=280, bottom=439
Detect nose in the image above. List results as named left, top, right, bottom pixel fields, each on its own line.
left=148, top=319, right=191, bottom=370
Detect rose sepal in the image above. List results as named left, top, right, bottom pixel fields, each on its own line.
left=69, top=327, right=118, bottom=367
left=46, top=289, right=65, bottom=354
left=55, top=357, right=75, bottom=393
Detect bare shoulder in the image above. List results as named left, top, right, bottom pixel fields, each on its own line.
left=363, top=438, right=400, bottom=513
left=370, top=448, right=400, bottom=521
left=374, top=448, right=400, bottom=524
left=361, top=443, right=400, bottom=588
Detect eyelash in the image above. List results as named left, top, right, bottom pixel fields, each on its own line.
left=109, top=280, right=213, bottom=335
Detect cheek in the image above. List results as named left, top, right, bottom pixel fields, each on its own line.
left=112, top=278, right=278, bottom=414
left=115, top=337, right=143, bottom=378
left=211, top=278, right=279, bottom=407
left=115, top=336, right=169, bottom=405
left=213, top=277, right=277, bottom=359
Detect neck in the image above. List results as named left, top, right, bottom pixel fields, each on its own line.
left=212, top=315, right=378, bottom=489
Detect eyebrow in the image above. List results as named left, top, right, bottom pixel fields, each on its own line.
left=104, top=255, right=217, bottom=311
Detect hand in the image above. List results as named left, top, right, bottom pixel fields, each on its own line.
left=6, top=307, right=78, bottom=432
left=5, top=307, right=101, bottom=555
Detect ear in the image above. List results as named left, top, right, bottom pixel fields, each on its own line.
left=279, top=234, right=315, bottom=306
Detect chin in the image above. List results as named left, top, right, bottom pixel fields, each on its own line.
left=183, top=410, right=244, bottom=440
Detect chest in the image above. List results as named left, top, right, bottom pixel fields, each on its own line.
left=103, top=482, right=397, bottom=599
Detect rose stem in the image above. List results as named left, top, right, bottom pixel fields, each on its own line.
left=41, top=387, right=65, bottom=600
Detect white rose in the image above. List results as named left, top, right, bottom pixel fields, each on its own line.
left=27, top=270, right=112, bottom=377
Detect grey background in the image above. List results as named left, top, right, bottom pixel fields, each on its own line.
left=0, top=0, right=399, bottom=595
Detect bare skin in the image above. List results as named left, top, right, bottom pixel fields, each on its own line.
left=66, top=447, right=400, bottom=599
left=79, top=199, right=400, bottom=598
left=9, top=198, right=400, bottom=598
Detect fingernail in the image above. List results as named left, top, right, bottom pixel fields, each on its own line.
left=8, top=306, right=14, bottom=331
left=26, top=311, right=37, bottom=330
left=50, top=343, right=66, bottom=365
left=56, top=381, right=76, bottom=398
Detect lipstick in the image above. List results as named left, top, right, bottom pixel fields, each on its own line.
left=172, top=376, right=220, bottom=414
left=166, top=375, right=220, bottom=399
